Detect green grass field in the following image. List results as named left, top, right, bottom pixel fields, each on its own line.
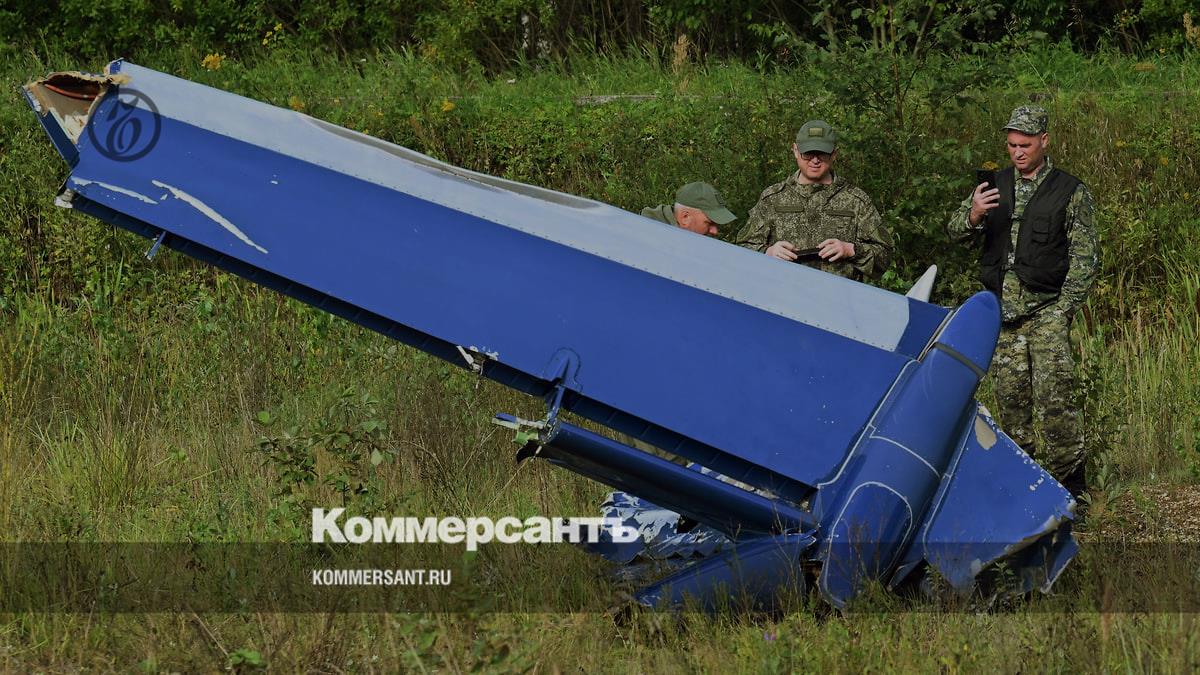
left=2, top=43, right=1200, bottom=671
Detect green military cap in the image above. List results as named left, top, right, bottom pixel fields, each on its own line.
left=794, top=119, right=837, bottom=154
left=675, top=181, right=737, bottom=225
left=1002, top=105, right=1049, bottom=135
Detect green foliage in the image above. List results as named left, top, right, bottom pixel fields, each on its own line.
left=227, top=648, right=266, bottom=671
left=792, top=1, right=1000, bottom=292
left=3, top=1, right=1198, bottom=70
left=413, top=0, right=548, bottom=67
left=255, top=385, right=395, bottom=536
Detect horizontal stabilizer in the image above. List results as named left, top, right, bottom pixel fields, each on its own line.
left=909, top=404, right=1076, bottom=592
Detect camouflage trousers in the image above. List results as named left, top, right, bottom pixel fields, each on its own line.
left=991, top=307, right=1084, bottom=481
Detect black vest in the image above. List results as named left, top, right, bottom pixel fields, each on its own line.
left=979, top=167, right=1080, bottom=298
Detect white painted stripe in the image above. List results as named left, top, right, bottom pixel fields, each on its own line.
left=816, top=360, right=918, bottom=489
left=817, top=480, right=914, bottom=601
left=71, top=176, right=158, bottom=205
left=870, top=434, right=940, bottom=478
left=152, top=180, right=268, bottom=254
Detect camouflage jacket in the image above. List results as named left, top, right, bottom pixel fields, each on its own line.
left=947, top=157, right=1100, bottom=323
left=640, top=204, right=676, bottom=225
left=737, top=173, right=893, bottom=280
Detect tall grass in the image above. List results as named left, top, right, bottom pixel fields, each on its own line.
left=2, top=43, right=1199, bottom=670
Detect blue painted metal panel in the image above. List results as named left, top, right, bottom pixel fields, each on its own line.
left=635, top=533, right=816, bottom=611
left=897, top=297, right=950, bottom=357
left=812, top=292, right=1000, bottom=607
left=910, top=405, right=1077, bottom=593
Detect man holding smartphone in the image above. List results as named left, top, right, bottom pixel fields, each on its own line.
left=737, top=120, right=893, bottom=281
left=947, top=105, right=1100, bottom=492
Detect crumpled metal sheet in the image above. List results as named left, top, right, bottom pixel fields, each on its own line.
left=586, top=460, right=786, bottom=566
left=589, top=490, right=733, bottom=565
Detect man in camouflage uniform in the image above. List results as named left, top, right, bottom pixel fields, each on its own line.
left=641, top=181, right=737, bottom=237
left=738, top=120, right=892, bottom=281
left=947, top=105, right=1099, bottom=490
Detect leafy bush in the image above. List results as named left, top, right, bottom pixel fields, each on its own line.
left=3, top=1, right=1198, bottom=68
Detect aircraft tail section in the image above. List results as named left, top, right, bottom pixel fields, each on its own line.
left=896, top=404, right=1077, bottom=594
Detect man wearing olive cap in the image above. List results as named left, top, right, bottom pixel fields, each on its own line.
left=738, top=119, right=893, bottom=281
left=947, top=105, right=1100, bottom=491
left=641, top=181, right=737, bottom=237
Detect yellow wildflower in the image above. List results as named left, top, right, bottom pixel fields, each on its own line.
left=440, top=98, right=456, bottom=113
left=263, top=23, right=283, bottom=46
left=1115, top=139, right=1127, bottom=148
left=982, top=160, right=1000, bottom=170
left=288, top=96, right=305, bottom=112
left=1159, top=155, right=1169, bottom=166
left=201, top=53, right=224, bottom=70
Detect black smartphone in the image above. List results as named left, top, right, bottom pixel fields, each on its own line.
left=975, top=168, right=997, bottom=190
left=791, top=247, right=823, bottom=263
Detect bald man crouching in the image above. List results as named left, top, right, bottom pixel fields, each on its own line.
left=641, top=181, right=737, bottom=237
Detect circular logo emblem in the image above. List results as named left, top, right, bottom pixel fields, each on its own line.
left=86, top=87, right=161, bottom=162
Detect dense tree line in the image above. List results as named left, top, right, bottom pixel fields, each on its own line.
left=2, top=0, right=1198, bottom=66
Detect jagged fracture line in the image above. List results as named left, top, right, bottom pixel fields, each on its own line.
left=151, top=179, right=268, bottom=254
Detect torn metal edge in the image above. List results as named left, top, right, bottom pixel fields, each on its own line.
left=22, top=70, right=131, bottom=144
